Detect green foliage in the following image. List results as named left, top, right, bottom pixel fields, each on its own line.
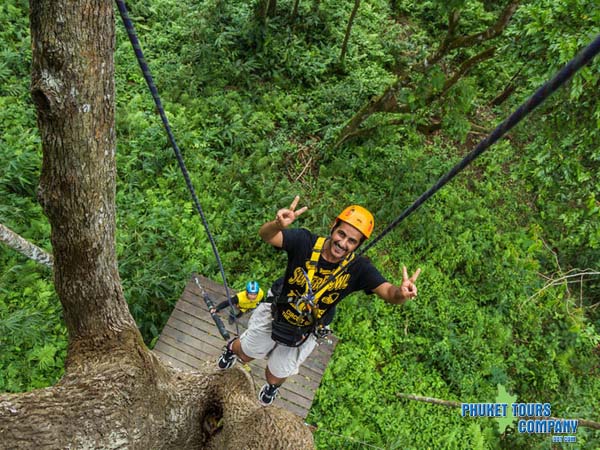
left=498, top=0, right=600, bottom=314
left=495, top=384, right=517, bottom=434
left=0, top=0, right=65, bottom=392
left=0, top=262, right=66, bottom=392
left=2, top=0, right=599, bottom=448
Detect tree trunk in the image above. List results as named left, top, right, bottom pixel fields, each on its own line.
left=0, top=2, right=313, bottom=448
left=256, top=0, right=277, bottom=22
left=334, top=81, right=402, bottom=148
left=339, top=0, right=361, bottom=65
left=30, top=0, right=132, bottom=350
left=0, top=223, right=53, bottom=268
left=291, top=0, right=301, bottom=19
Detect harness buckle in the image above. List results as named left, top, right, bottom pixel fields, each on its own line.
left=294, top=268, right=317, bottom=318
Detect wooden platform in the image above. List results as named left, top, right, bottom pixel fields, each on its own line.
left=153, top=274, right=338, bottom=418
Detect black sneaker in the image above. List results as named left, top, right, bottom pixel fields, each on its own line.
left=258, top=383, right=280, bottom=406
left=217, top=339, right=237, bottom=369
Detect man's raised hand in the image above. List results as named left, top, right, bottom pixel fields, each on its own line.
left=275, top=195, right=308, bottom=229
left=400, top=265, right=421, bottom=300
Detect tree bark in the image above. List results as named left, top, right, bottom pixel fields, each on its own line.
left=257, top=0, right=277, bottom=22
left=30, top=0, right=132, bottom=351
left=291, top=0, right=300, bottom=19
left=0, top=2, right=314, bottom=448
left=0, top=223, right=53, bottom=268
left=339, top=0, right=361, bottom=65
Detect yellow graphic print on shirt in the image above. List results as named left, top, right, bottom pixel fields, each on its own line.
left=284, top=261, right=351, bottom=325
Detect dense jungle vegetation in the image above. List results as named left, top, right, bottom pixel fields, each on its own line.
left=1, top=0, right=598, bottom=447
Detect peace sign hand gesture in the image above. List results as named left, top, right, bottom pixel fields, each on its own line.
left=275, top=195, right=308, bottom=230
left=400, top=265, right=421, bottom=301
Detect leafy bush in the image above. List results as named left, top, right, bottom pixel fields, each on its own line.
left=1, top=0, right=598, bottom=448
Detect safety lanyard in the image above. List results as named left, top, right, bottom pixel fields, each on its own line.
left=305, top=237, right=325, bottom=291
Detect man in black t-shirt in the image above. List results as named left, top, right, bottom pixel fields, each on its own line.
left=218, top=196, right=421, bottom=406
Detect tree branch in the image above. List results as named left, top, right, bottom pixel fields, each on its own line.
left=397, top=393, right=460, bottom=408
left=440, top=47, right=496, bottom=97
left=0, top=223, right=53, bottom=268
left=490, top=65, right=524, bottom=106
left=396, top=393, right=600, bottom=430
left=332, top=2, right=520, bottom=148
left=446, top=0, right=520, bottom=51
left=339, top=0, right=361, bottom=64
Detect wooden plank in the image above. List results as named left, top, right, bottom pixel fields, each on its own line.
left=155, top=341, right=313, bottom=417
left=166, top=313, right=323, bottom=395
left=176, top=297, right=240, bottom=332
left=276, top=397, right=308, bottom=418
left=163, top=321, right=318, bottom=402
left=177, top=297, right=250, bottom=338
left=242, top=355, right=322, bottom=392
left=176, top=295, right=245, bottom=336
left=159, top=332, right=213, bottom=362
left=277, top=385, right=312, bottom=410
left=170, top=313, right=323, bottom=388
left=166, top=310, right=321, bottom=399
left=192, top=275, right=228, bottom=297
left=174, top=297, right=329, bottom=375
left=153, top=339, right=204, bottom=369
left=153, top=347, right=195, bottom=370
left=155, top=274, right=340, bottom=419
left=168, top=312, right=228, bottom=350
left=162, top=322, right=217, bottom=355
left=167, top=340, right=318, bottom=408
left=171, top=295, right=330, bottom=378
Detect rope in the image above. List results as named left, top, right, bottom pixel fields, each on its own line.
left=313, top=32, right=600, bottom=299
left=360, top=32, right=600, bottom=256
left=114, top=0, right=239, bottom=336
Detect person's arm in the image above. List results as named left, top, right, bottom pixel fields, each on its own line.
left=259, top=195, right=307, bottom=248
left=259, top=220, right=285, bottom=248
left=373, top=266, right=421, bottom=305
left=212, top=295, right=239, bottom=313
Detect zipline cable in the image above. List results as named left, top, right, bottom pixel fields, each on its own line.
left=361, top=33, right=600, bottom=256
left=115, top=0, right=238, bottom=337
left=314, top=32, right=600, bottom=300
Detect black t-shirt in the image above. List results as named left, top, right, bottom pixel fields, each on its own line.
left=277, top=228, right=386, bottom=327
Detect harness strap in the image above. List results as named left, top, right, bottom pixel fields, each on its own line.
left=313, top=251, right=355, bottom=303
left=304, top=236, right=325, bottom=296
left=302, top=237, right=356, bottom=323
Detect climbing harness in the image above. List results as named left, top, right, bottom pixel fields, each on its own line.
left=293, top=236, right=326, bottom=318
left=271, top=237, right=356, bottom=345
left=115, top=0, right=239, bottom=336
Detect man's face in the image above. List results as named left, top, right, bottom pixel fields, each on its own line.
left=247, top=292, right=258, bottom=300
left=326, top=221, right=363, bottom=261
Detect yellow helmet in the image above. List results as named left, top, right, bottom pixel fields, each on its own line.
left=335, top=205, right=374, bottom=239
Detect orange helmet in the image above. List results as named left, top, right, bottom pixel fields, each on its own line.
left=335, top=205, right=374, bottom=239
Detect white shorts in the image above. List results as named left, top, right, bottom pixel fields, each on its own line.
left=239, top=302, right=317, bottom=379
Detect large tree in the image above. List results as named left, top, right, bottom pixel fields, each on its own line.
left=0, top=1, right=312, bottom=448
